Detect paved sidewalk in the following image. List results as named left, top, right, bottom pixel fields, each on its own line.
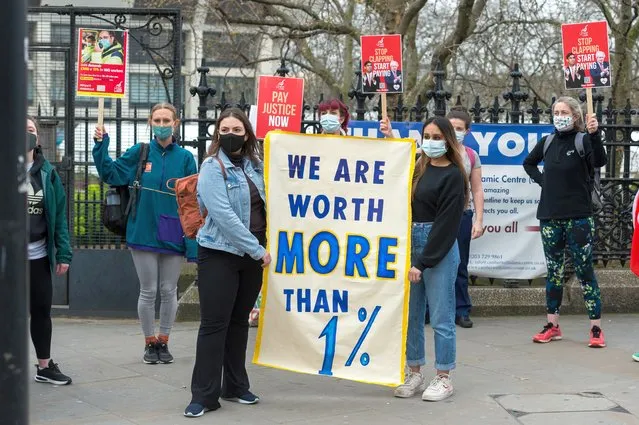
left=30, top=315, right=639, bottom=425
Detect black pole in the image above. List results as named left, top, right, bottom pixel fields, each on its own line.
left=0, top=0, right=29, bottom=424
left=189, top=59, right=216, bottom=166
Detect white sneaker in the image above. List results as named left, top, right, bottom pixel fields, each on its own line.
left=394, top=371, right=426, bottom=398
left=422, top=374, right=454, bottom=401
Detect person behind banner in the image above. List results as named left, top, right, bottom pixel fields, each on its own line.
left=318, top=98, right=350, bottom=136
left=26, top=117, right=73, bottom=386
left=523, top=96, right=607, bottom=348
left=185, top=108, right=270, bottom=418
left=384, top=60, right=402, bottom=93
left=564, top=53, right=585, bottom=89
left=392, top=117, right=467, bottom=402
left=93, top=103, right=197, bottom=365
left=91, top=30, right=124, bottom=65
left=446, top=108, right=484, bottom=329
left=362, top=61, right=381, bottom=92
left=590, top=51, right=610, bottom=87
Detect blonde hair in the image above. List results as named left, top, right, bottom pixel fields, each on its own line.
left=149, top=103, right=179, bottom=122
left=553, top=96, right=585, bottom=132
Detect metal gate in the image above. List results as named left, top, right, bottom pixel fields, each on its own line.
left=27, top=6, right=182, bottom=309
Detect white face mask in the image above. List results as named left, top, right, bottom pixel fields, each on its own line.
left=553, top=115, right=574, bottom=132
left=455, top=130, right=466, bottom=143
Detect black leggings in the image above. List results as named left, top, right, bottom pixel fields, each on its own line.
left=190, top=241, right=264, bottom=409
left=30, top=256, right=52, bottom=360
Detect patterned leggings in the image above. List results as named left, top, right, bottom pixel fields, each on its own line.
left=540, top=218, right=601, bottom=320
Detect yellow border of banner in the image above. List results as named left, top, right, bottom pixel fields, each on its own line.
left=76, top=91, right=125, bottom=99
left=253, top=130, right=415, bottom=387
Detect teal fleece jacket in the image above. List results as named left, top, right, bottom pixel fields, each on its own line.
left=93, top=134, right=198, bottom=260
left=40, top=158, right=73, bottom=271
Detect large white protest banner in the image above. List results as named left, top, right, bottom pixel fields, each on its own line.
left=254, top=131, right=414, bottom=386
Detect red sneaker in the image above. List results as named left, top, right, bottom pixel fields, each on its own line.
left=588, top=326, right=606, bottom=348
left=532, top=323, right=562, bottom=343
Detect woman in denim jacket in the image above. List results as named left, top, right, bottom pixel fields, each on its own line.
left=185, top=108, right=271, bottom=418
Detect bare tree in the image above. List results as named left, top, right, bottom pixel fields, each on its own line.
left=592, top=0, right=639, bottom=107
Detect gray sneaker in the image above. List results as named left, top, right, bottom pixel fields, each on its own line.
left=157, top=343, right=174, bottom=364
left=393, top=371, right=426, bottom=398
left=143, top=342, right=159, bottom=364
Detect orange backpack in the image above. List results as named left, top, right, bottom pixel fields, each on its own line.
left=168, top=156, right=227, bottom=239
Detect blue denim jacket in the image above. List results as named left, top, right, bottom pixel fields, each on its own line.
left=196, top=150, right=267, bottom=260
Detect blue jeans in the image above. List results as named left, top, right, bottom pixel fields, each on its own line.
left=455, top=210, right=473, bottom=317
left=407, top=222, right=459, bottom=370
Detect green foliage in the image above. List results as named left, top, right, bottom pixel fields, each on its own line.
left=74, top=184, right=103, bottom=244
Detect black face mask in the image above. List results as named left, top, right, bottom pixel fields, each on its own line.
left=219, top=133, right=245, bottom=154
left=27, top=132, right=38, bottom=152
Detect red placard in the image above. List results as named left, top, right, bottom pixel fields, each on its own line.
left=561, top=21, right=611, bottom=90
left=360, top=34, right=403, bottom=94
left=76, top=28, right=128, bottom=98
left=255, top=76, right=304, bottom=139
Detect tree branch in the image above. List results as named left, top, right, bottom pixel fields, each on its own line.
left=246, top=0, right=321, bottom=21
left=397, top=0, right=428, bottom=35
left=591, top=0, right=619, bottom=32
left=215, top=5, right=360, bottom=38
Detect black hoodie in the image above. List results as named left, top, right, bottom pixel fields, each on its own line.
left=28, top=152, right=48, bottom=242
left=523, top=129, right=607, bottom=220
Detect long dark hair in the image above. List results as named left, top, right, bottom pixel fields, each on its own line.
left=413, top=116, right=469, bottom=205
left=207, top=108, right=261, bottom=162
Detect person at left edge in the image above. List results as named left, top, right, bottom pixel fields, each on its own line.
left=27, top=116, right=73, bottom=386
left=185, top=108, right=270, bottom=418
left=93, top=103, right=197, bottom=365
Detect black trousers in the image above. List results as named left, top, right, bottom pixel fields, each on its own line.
left=190, top=238, right=264, bottom=408
left=30, top=256, right=52, bottom=360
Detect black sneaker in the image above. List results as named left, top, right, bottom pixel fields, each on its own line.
left=157, top=342, right=174, bottom=364
left=143, top=342, right=159, bottom=364
left=222, top=391, right=260, bottom=405
left=35, top=360, right=72, bottom=385
left=456, top=315, right=473, bottom=328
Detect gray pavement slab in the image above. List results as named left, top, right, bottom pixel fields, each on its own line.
left=28, top=315, right=639, bottom=425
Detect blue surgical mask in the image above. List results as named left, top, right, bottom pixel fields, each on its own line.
left=421, top=139, right=447, bottom=158
left=553, top=115, right=574, bottom=132
left=153, top=125, right=173, bottom=141
left=455, top=130, right=466, bottom=143
left=320, top=114, right=341, bottom=133
left=98, top=39, right=112, bottom=50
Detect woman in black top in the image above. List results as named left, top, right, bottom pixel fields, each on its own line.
left=523, top=96, right=607, bottom=348
left=394, top=117, right=467, bottom=402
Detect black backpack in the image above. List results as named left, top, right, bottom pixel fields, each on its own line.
left=543, top=132, right=603, bottom=214
left=101, top=143, right=150, bottom=236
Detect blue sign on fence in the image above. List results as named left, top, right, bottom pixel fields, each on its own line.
left=348, top=120, right=554, bottom=166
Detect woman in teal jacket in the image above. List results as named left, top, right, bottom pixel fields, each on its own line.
left=27, top=116, right=73, bottom=386
left=93, top=103, right=197, bottom=365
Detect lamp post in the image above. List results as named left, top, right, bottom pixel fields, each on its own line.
left=0, top=0, right=29, bottom=423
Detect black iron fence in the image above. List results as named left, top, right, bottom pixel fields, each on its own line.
left=183, top=61, right=638, bottom=271
left=28, top=6, right=638, bottom=271
left=28, top=6, right=182, bottom=249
